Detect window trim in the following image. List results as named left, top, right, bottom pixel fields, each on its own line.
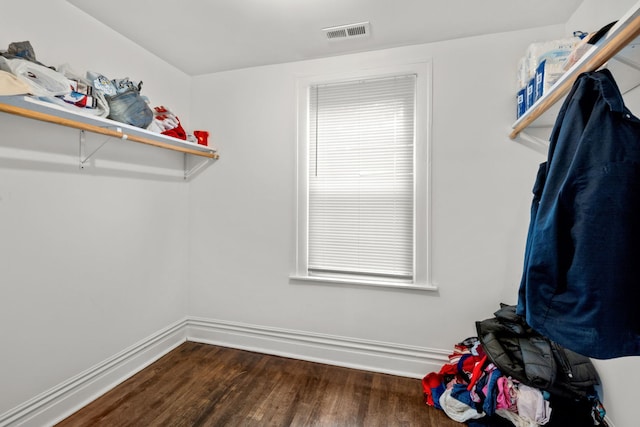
left=291, top=61, right=435, bottom=291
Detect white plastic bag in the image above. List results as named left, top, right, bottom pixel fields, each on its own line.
left=0, top=56, right=70, bottom=97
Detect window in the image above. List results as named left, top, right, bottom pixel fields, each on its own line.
left=293, top=62, right=433, bottom=290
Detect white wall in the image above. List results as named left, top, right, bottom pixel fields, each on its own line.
left=566, top=0, right=638, bottom=32
left=187, top=25, right=565, bottom=363
left=0, top=0, right=192, bottom=417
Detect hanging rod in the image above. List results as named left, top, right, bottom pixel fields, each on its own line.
left=0, top=100, right=219, bottom=159
left=510, top=13, right=640, bottom=139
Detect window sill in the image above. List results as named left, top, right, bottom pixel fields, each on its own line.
left=289, top=275, right=438, bottom=292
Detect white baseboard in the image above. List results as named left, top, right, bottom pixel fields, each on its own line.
left=0, top=319, right=187, bottom=427
left=186, top=317, right=449, bottom=379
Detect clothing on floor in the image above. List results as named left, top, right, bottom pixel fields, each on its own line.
left=422, top=332, right=606, bottom=426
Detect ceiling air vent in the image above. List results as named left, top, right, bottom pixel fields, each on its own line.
left=323, top=22, right=370, bottom=41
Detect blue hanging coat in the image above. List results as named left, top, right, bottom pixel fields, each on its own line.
left=516, top=69, right=640, bottom=359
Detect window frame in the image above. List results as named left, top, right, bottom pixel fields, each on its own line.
left=291, top=61, right=435, bottom=291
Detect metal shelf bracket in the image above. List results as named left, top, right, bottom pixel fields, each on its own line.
left=79, top=129, right=114, bottom=169
left=184, top=153, right=213, bottom=180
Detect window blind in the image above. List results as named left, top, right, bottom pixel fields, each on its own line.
left=308, top=74, right=416, bottom=281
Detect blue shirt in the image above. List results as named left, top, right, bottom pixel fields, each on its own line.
left=516, top=69, right=640, bottom=359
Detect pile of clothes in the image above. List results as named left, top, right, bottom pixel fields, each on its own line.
left=422, top=305, right=607, bottom=427
left=0, top=41, right=198, bottom=143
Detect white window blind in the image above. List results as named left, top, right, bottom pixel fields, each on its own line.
left=308, top=74, right=416, bottom=282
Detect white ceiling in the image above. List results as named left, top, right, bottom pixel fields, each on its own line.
left=66, top=0, right=584, bottom=76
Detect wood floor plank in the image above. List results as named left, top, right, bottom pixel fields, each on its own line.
left=56, top=342, right=462, bottom=427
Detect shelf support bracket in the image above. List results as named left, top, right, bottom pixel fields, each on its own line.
left=184, top=153, right=212, bottom=180
left=79, top=130, right=112, bottom=169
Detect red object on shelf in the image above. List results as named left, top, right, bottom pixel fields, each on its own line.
left=194, top=130, right=209, bottom=146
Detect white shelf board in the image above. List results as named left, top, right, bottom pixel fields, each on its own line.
left=0, top=95, right=217, bottom=157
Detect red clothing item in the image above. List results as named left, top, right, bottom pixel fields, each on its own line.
left=422, top=372, right=443, bottom=406
left=467, top=354, right=488, bottom=391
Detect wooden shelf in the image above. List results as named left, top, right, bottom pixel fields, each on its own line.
left=0, top=95, right=219, bottom=159
left=510, top=1, right=640, bottom=139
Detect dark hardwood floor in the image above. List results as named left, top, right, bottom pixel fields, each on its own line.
left=56, top=341, right=461, bottom=426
